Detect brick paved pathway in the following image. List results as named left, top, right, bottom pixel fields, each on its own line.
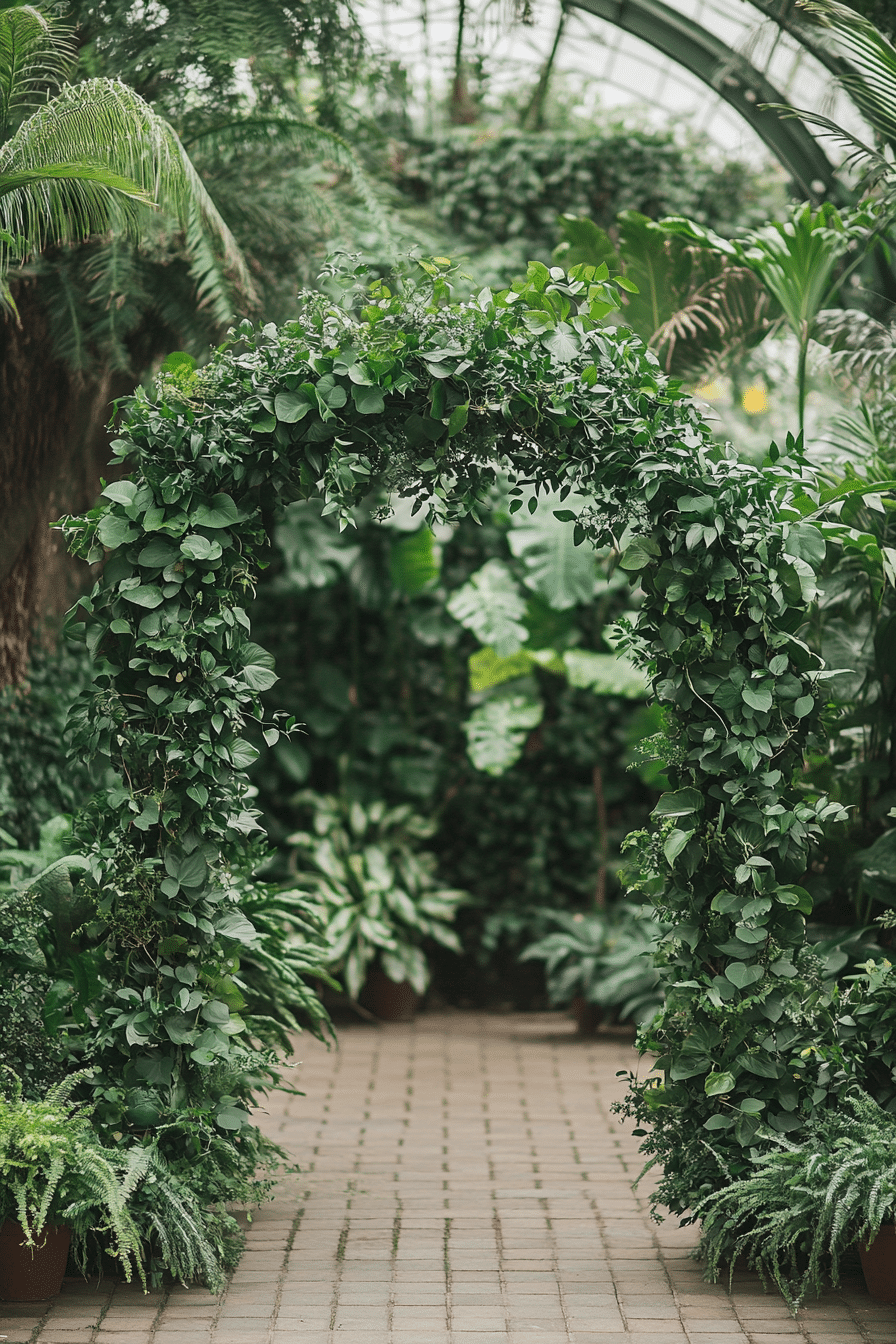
left=2, top=1012, right=893, bottom=1344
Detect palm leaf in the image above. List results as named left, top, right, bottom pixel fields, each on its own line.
left=814, top=306, right=896, bottom=389
left=0, top=78, right=255, bottom=317
left=799, top=0, right=896, bottom=145
left=652, top=263, right=776, bottom=378
left=185, top=116, right=390, bottom=238
left=0, top=4, right=73, bottom=139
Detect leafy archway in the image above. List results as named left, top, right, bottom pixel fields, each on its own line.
left=60, top=257, right=849, bottom=1222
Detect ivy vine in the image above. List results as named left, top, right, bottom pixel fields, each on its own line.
left=60, top=257, right=885, bottom=1216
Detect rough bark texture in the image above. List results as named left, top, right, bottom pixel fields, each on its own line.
left=0, top=283, right=128, bottom=685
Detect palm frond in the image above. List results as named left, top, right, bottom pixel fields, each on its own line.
left=813, top=306, right=896, bottom=389
left=0, top=78, right=255, bottom=318
left=0, top=5, right=73, bottom=140
left=765, top=103, right=892, bottom=185
left=799, top=0, right=896, bottom=145
left=653, top=263, right=775, bottom=378
left=185, top=115, right=391, bottom=239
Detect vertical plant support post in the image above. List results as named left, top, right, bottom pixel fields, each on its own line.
left=60, top=258, right=879, bottom=1220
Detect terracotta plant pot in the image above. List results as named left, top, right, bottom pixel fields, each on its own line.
left=361, top=969, right=419, bottom=1022
left=858, top=1223, right=896, bottom=1303
left=0, top=1221, right=71, bottom=1301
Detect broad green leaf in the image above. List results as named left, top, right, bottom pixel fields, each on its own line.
left=180, top=534, right=222, bottom=561
left=122, top=584, right=164, bottom=609
left=619, top=537, right=660, bottom=571
left=447, top=560, right=528, bottom=657
left=468, top=646, right=535, bottom=693
left=563, top=650, right=648, bottom=697
left=663, top=828, right=693, bottom=864
left=351, top=384, right=385, bottom=415
left=543, top=324, right=580, bottom=362
left=447, top=401, right=469, bottom=436
left=704, top=1071, right=736, bottom=1096
left=241, top=641, right=278, bottom=692
left=507, top=497, right=596, bottom=609
left=275, top=390, right=313, bottom=423
left=653, top=789, right=703, bottom=818
left=101, top=481, right=138, bottom=506
left=390, top=528, right=440, bottom=595
left=177, top=851, right=207, bottom=888
left=192, top=493, right=240, bottom=529
left=463, top=695, right=543, bottom=776
left=725, top=963, right=765, bottom=989
left=97, top=513, right=138, bottom=547
left=743, top=685, right=773, bottom=712
left=139, top=538, right=179, bottom=568
left=216, top=911, right=258, bottom=943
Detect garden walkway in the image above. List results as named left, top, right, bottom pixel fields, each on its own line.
left=2, top=1011, right=893, bottom=1344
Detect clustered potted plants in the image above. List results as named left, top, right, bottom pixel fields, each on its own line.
left=520, top=905, right=663, bottom=1034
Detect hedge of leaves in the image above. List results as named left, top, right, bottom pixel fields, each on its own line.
left=59, top=257, right=879, bottom=1216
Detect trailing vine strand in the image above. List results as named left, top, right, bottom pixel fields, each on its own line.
left=59, top=259, right=854, bottom=1216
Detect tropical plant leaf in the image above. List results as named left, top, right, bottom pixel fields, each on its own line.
left=507, top=496, right=596, bottom=609
left=447, top=559, right=528, bottom=656
left=462, top=694, right=543, bottom=776
left=0, top=78, right=254, bottom=319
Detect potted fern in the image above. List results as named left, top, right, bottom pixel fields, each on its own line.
left=0, top=1072, right=142, bottom=1300
left=696, top=1092, right=896, bottom=1309
left=287, top=794, right=467, bottom=1020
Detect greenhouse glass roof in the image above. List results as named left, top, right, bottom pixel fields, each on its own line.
left=359, top=0, right=870, bottom=188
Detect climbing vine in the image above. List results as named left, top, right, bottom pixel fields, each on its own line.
left=60, top=257, right=878, bottom=1216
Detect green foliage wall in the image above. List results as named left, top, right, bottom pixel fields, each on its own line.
left=249, top=498, right=656, bottom=999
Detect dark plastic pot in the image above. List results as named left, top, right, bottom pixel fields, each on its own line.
left=0, top=1221, right=71, bottom=1301
left=570, top=996, right=602, bottom=1036
left=859, top=1223, right=896, bottom=1303
left=361, top=969, right=419, bottom=1022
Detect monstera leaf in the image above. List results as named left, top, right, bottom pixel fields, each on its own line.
left=447, top=560, right=528, bottom=656
left=462, top=694, right=543, bottom=776
left=507, top=497, right=597, bottom=610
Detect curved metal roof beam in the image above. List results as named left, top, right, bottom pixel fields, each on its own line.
left=743, top=0, right=851, bottom=83
left=566, top=0, right=842, bottom=199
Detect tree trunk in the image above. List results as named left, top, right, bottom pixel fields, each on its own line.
left=0, top=282, right=128, bottom=686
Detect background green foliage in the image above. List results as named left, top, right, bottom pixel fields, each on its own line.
left=248, top=487, right=659, bottom=1004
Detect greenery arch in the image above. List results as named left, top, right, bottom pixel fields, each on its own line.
left=59, top=256, right=853, bottom=1223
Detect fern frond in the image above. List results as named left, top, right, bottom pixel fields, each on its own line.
left=184, top=116, right=390, bottom=239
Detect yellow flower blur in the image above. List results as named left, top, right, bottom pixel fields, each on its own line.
left=742, top=384, right=769, bottom=415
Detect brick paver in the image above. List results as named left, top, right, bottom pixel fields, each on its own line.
left=3, top=1011, right=891, bottom=1343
